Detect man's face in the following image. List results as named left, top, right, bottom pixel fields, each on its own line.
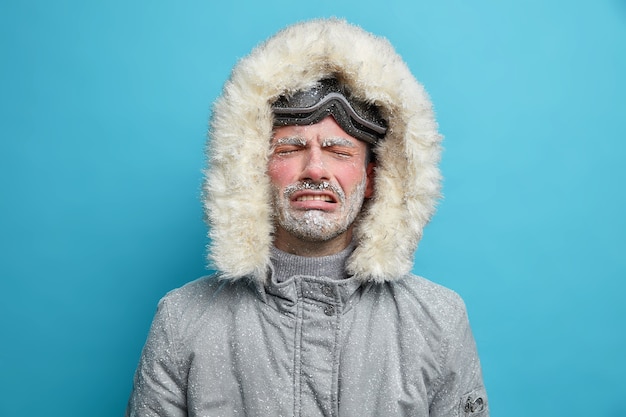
left=268, top=116, right=375, bottom=249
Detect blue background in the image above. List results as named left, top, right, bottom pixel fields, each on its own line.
left=1, top=1, right=625, bottom=415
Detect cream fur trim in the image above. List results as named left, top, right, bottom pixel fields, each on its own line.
left=204, top=18, right=442, bottom=283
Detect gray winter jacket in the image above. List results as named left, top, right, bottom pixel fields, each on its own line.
left=127, top=271, right=487, bottom=417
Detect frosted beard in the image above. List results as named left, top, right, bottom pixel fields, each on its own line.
left=271, top=178, right=367, bottom=242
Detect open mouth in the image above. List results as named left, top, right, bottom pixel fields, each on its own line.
left=285, top=181, right=341, bottom=206
left=295, top=195, right=334, bottom=202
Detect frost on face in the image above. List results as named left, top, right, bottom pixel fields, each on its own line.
left=271, top=178, right=367, bottom=242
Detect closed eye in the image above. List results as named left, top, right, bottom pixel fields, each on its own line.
left=273, top=145, right=302, bottom=155
left=326, top=146, right=355, bottom=158
left=272, top=136, right=307, bottom=156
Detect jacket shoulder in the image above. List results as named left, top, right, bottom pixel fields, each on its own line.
left=157, top=274, right=258, bottom=323
left=393, top=274, right=466, bottom=312
left=382, top=274, right=469, bottom=334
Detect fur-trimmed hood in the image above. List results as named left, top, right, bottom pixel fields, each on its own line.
left=204, top=19, right=442, bottom=283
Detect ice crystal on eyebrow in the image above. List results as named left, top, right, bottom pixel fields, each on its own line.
left=321, top=137, right=355, bottom=148
left=275, top=136, right=307, bottom=147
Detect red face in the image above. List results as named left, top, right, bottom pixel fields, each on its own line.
left=268, top=116, right=375, bottom=253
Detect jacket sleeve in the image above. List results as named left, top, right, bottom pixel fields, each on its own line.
left=126, top=297, right=188, bottom=417
left=429, top=301, right=489, bottom=417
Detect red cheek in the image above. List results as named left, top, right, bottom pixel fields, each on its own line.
left=268, top=158, right=297, bottom=186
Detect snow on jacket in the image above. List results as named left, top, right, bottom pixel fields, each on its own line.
left=127, top=18, right=488, bottom=417
left=126, top=267, right=487, bottom=416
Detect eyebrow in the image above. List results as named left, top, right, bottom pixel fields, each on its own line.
left=273, top=136, right=307, bottom=147
left=272, top=136, right=357, bottom=149
left=321, top=137, right=356, bottom=148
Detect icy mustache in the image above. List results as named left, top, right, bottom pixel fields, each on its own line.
left=283, top=181, right=344, bottom=202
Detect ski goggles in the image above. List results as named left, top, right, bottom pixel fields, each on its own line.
left=272, top=78, right=388, bottom=145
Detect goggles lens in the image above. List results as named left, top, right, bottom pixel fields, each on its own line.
left=272, top=79, right=387, bottom=145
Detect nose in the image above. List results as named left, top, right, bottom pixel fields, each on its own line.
left=300, top=147, right=329, bottom=182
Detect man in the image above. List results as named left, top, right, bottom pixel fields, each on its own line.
left=127, top=19, right=488, bottom=417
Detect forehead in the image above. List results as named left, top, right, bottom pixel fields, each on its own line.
left=271, top=116, right=366, bottom=149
